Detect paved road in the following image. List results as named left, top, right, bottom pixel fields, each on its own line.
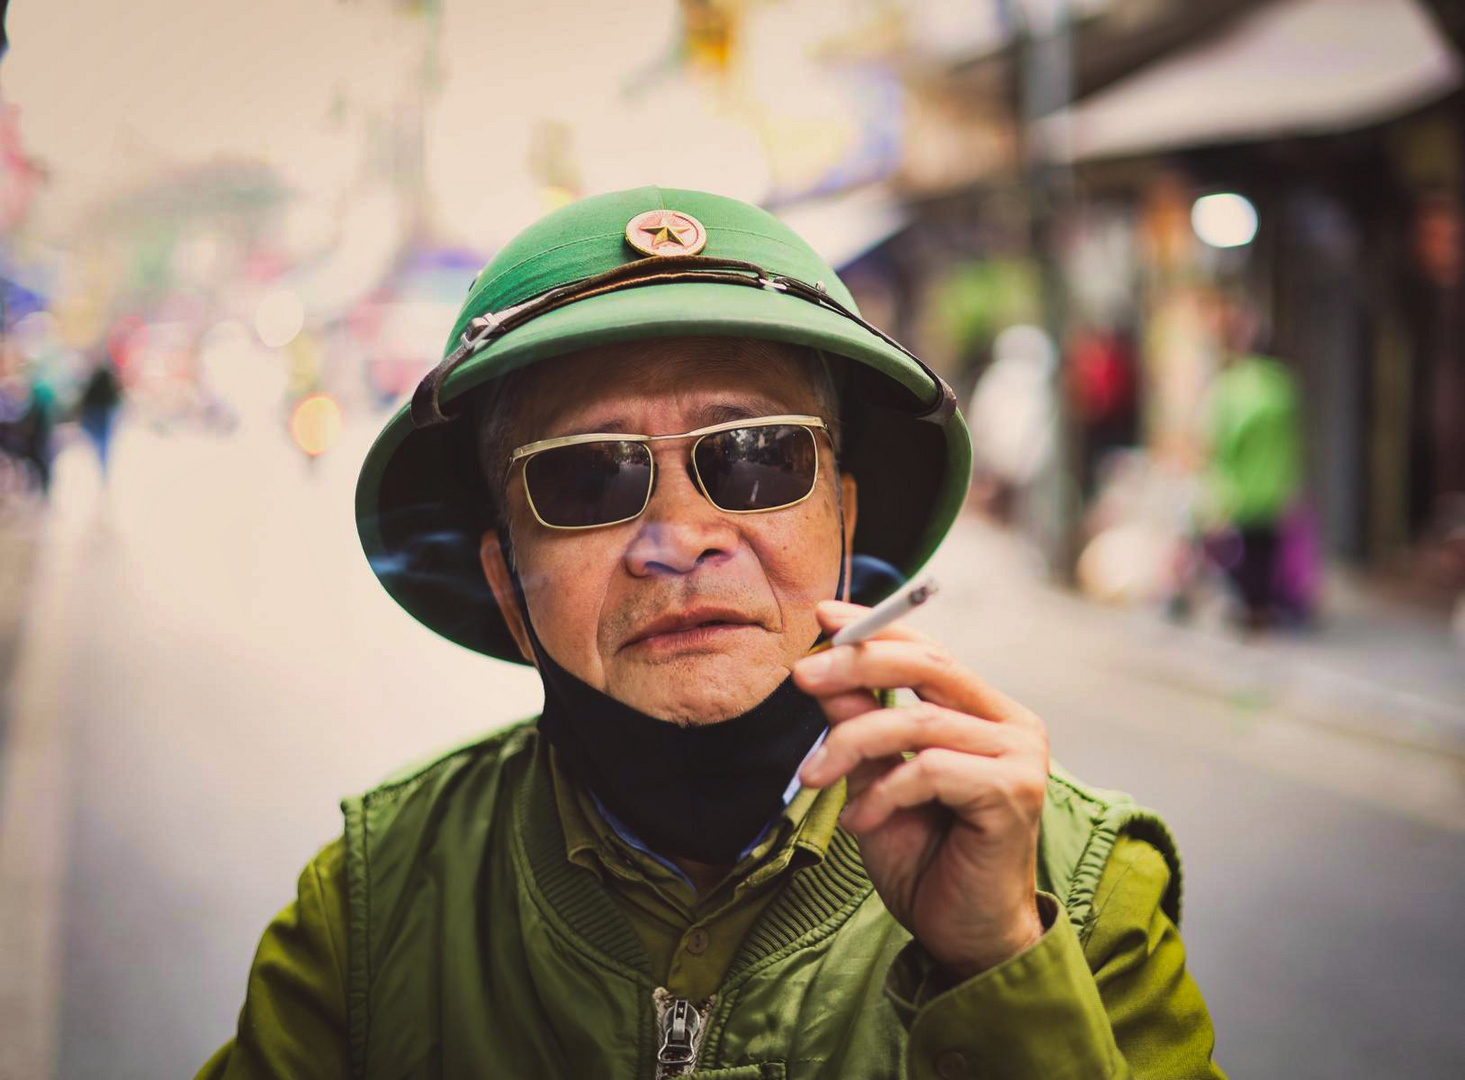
left=2, top=422, right=1462, bottom=1079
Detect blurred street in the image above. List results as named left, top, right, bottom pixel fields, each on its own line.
left=0, top=422, right=1461, bottom=1080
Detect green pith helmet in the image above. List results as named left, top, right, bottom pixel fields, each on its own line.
left=355, top=186, right=971, bottom=664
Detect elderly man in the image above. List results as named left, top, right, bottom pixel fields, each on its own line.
left=200, top=188, right=1222, bottom=1079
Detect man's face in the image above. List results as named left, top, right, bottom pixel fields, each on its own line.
left=480, top=338, right=856, bottom=726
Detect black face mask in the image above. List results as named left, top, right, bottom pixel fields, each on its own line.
left=532, top=634, right=827, bottom=865
left=506, top=536, right=842, bottom=866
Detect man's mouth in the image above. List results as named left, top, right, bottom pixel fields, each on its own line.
left=623, top=607, right=762, bottom=652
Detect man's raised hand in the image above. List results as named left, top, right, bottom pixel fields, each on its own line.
left=793, top=599, right=1049, bottom=980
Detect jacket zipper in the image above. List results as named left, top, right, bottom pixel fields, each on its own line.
left=652, top=988, right=712, bottom=1079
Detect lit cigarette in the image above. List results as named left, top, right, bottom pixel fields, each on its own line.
left=808, top=575, right=938, bottom=654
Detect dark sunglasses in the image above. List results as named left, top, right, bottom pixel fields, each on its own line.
left=507, top=415, right=828, bottom=529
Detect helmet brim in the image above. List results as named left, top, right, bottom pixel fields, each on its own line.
left=355, top=279, right=971, bottom=663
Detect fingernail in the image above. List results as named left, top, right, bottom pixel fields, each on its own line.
left=799, top=653, right=832, bottom=680
left=804, top=746, right=828, bottom=778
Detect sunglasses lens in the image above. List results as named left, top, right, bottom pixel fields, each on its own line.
left=523, top=441, right=652, bottom=527
left=694, top=424, right=818, bottom=512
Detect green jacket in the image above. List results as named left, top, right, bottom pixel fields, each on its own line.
left=200, top=722, right=1223, bottom=1079
left=1205, top=353, right=1301, bottom=528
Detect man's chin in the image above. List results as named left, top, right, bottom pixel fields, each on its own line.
left=609, top=650, right=790, bottom=726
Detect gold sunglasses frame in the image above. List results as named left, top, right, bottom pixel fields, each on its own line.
left=507, top=414, right=829, bottom=531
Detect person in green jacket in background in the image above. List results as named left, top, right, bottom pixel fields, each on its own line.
left=1203, top=296, right=1303, bottom=631
left=199, top=189, right=1224, bottom=1079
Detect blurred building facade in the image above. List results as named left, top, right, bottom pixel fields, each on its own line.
left=822, top=0, right=1464, bottom=606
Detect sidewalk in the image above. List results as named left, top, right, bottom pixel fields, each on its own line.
left=0, top=495, right=45, bottom=734
left=1122, top=570, right=1465, bottom=756
left=925, top=515, right=1465, bottom=758
left=0, top=491, right=65, bottom=1080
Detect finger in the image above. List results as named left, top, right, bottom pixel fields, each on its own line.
left=795, top=638, right=1029, bottom=722
left=800, top=702, right=1009, bottom=788
left=843, top=754, right=904, bottom=803
left=813, top=599, right=937, bottom=645
left=813, top=687, right=881, bottom=727
left=841, top=749, right=1043, bottom=833
left=813, top=598, right=865, bottom=633
left=798, top=681, right=898, bottom=797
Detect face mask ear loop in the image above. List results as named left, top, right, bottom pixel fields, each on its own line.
left=499, top=529, right=553, bottom=663
left=830, top=405, right=853, bottom=605
left=815, top=476, right=847, bottom=656
left=835, top=496, right=848, bottom=604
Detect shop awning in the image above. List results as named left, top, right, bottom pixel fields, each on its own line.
left=1044, top=0, right=1462, bottom=162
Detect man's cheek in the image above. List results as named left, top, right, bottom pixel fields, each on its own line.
left=521, top=545, right=609, bottom=631
left=754, top=514, right=841, bottom=591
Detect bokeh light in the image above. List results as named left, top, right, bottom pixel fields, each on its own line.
left=289, top=392, right=343, bottom=457
left=254, top=287, right=305, bottom=348
left=1190, top=192, right=1259, bottom=248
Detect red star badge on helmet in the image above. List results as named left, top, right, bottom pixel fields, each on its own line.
left=625, top=209, right=708, bottom=257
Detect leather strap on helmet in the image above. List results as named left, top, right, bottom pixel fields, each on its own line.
left=410, top=255, right=956, bottom=430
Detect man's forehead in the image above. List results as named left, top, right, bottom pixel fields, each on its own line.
left=518, top=338, right=821, bottom=435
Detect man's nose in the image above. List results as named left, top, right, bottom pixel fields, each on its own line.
left=623, top=453, right=738, bottom=577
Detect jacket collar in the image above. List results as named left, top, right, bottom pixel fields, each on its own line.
left=512, top=725, right=871, bottom=985
left=551, top=744, right=845, bottom=894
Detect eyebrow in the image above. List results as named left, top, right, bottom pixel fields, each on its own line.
left=547, top=397, right=791, bottom=439
left=697, top=400, right=779, bottom=426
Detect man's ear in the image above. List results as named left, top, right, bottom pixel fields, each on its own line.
left=479, top=529, right=537, bottom=667
left=839, top=471, right=858, bottom=602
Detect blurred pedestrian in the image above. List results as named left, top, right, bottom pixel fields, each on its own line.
left=77, top=356, right=123, bottom=481
left=1068, top=325, right=1138, bottom=499
left=1202, top=298, right=1302, bottom=631
left=967, top=324, right=1058, bottom=527
left=0, top=341, right=55, bottom=495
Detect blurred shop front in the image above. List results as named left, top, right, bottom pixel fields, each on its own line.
left=840, top=0, right=1464, bottom=614
left=1057, top=0, right=1464, bottom=585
